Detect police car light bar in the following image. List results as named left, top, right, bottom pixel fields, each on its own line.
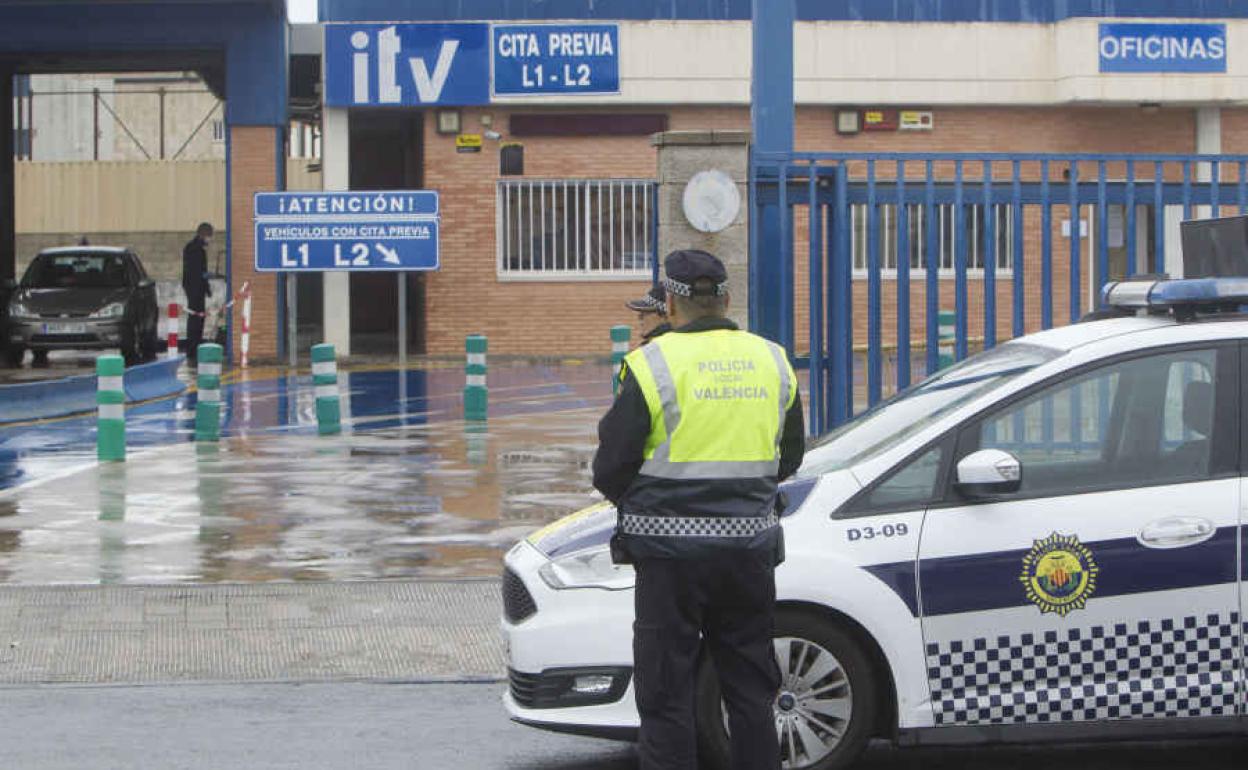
left=1102, top=277, right=1248, bottom=310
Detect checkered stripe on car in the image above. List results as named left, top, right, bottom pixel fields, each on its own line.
left=924, top=614, right=1241, bottom=726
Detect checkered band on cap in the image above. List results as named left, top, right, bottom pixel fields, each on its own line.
left=661, top=277, right=728, bottom=298
left=619, top=512, right=777, bottom=538
left=924, top=613, right=1242, bottom=726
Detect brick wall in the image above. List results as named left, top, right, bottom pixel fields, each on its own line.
left=229, top=126, right=280, bottom=362
left=421, top=106, right=754, bottom=355
left=376, top=103, right=1234, bottom=358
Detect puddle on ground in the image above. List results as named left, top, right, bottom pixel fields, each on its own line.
left=0, top=362, right=618, bottom=584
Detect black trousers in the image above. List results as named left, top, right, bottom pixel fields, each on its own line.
left=185, top=302, right=205, bottom=359
left=633, top=551, right=781, bottom=770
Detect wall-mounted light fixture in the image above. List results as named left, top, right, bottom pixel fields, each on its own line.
left=436, top=109, right=462, bottom=135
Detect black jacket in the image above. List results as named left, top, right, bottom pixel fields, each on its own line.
left=182, top=237, right=210, bottom=308
left=592, top=317, right=806, bottom=563
left=641, top=321, right=672, bottom=344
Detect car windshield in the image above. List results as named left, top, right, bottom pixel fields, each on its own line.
left=797, top=342, right=1061, bottom=477
left=24, top=253, right=129, bottom=289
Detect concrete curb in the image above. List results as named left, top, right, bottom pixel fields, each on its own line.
left=0, top=355, right=187, bottom=424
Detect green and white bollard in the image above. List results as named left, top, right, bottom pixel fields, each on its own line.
left=194, top=343, right=223, bottom=442
left=610, top=325, right=631, bottom=395
left=937, top=309, right=956, bottom=370
left=464, top=335, right=488, bottom=422
left=96, top=354, right=126, bottom=462
left=312, top=343, right=341, bottom=435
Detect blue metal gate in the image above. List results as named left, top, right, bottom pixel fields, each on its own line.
left=751, top=151, right=1248, bottom=435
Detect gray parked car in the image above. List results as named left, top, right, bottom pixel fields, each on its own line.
left=5, top=247, right=160, bottom=367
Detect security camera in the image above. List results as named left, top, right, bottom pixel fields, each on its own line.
left=484, top=130, right=503, bottom=141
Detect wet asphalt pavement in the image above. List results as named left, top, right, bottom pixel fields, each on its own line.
left=0, top=361, right=614, bottom=584
left=1, top=681, right=1244, bottom=770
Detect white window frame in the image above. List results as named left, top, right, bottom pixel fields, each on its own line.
left=496, top=178, right=656, bottom=282
left=851, top=202, right=1016, bottom=279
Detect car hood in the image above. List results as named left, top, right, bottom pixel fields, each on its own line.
left=14, top=287, right=128, bottom=315
left=526, top=477, right=821, bottom=560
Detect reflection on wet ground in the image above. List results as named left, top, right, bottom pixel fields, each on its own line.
left=0, top=362, right=615, bottom=584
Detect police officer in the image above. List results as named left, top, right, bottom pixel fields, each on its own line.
left=593, top=250, right=805, bottom=770
left=626, top=285, right=672, bottom=345
left=181, top=222, right=214, bottom=363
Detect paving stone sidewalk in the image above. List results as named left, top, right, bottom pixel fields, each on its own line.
left=0, top=580, right=505, bottom=685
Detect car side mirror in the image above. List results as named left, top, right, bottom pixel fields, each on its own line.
left=955, top=449, right=1022, bottom=499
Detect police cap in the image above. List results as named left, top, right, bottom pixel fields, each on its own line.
left=661, top=249, right=729, bottom=298
left=626, top=285, right=667, bottom=314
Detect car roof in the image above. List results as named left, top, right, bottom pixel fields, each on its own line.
left=1010, top=315, right=1176, bottom=352
left=37, top=247, right=130, bottom=257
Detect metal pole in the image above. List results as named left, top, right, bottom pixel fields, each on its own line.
left=751, top=0, right=795, bottom=155
left=158, top=87, right=166, bottom=160
left=286, top=273, right=297, bottom=368
left=397, top=273, right=408, bottom=368
left=0, top=71, right=15, bottom=281
left=92, top=88, right=100, bottom=161
left=751, top=0, right=795, bottom=345
left=24, top=85, right=32, bottom=159
left=14, top=81, right=23, bottom=160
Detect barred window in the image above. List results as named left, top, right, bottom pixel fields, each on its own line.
left=852, top=204, right=1014, bottom=275
left=498, top=179, right=656, bottom=279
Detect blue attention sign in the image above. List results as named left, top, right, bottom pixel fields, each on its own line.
left=1099, top=23, right=1226, bottom=73
left=492, top=24, right=619, bottom=96
left=254, top=191, right=440, bottom=272
left=324, top=23, right=490, bottom=107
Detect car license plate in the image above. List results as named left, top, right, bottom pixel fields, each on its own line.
left=41, top=322, right=87, bottom=334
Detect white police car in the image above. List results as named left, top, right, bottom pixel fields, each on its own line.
left=502, top=277, right=1248, bottom=769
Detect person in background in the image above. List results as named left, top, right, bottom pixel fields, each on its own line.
left=626, top=285, right=672, bottom=346
left=181, top=222, right=214, bottom=364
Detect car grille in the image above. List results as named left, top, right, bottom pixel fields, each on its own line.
left=30, top=334, right=99, bottom=344
left=508, top=668, right=547, bottom=709
left=503, top=567, right=537, bottom=624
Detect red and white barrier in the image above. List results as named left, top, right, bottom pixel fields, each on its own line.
left=238, top=281, right=252, bottom=370
left=166, top=303, right=179, bottom=357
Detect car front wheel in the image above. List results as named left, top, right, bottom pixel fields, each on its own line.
left=695, top=608, right=879, bottom=770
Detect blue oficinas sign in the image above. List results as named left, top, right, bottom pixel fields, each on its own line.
left=1099, top=23, right=1226, bottom=73
left=492, top=24, right=619, bottom=96
left=324, top=23, right=490, bottom=107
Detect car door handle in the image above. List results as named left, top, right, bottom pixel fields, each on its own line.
left=1137, top=517, right=1216, bottom=549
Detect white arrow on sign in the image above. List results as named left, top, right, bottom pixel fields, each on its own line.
left=377, top=243, right=401, bottom=265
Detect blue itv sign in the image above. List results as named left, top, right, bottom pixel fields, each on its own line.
left=493, top=24, right=620, bottom=96
left=254, top=191, right=440, bottom=272
left=324, top=23, right=490, bottom=107
left=1099, top=23, right=1226, bottom=73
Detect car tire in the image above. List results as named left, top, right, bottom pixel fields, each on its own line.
left=30, top=349, right=48, bottom=367
left=4, top=346, right=24, bottom=368
left=695, top=608, right=879, bottom=770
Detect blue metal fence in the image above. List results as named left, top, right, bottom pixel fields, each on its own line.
left=751, top=151, right=1248, bottom=435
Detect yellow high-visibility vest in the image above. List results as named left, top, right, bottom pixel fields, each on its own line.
left=623, top=328, right=796, bottom=480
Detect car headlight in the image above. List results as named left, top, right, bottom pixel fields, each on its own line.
left=90, top=302, right=125, bottom=319
left=538, top=546, right=634, bottom=591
